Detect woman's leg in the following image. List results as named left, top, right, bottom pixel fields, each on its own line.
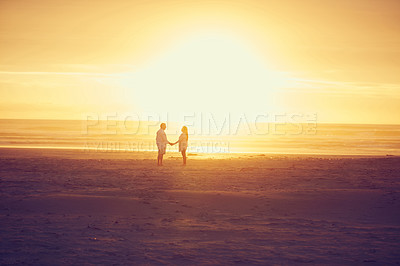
left=181, top=149, right=186, bottom=165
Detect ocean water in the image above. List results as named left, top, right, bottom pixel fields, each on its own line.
left=0, top=119, right=399, bottom=155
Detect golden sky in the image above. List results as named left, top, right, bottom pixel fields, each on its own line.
left=1, top=0, right=399, bottom=124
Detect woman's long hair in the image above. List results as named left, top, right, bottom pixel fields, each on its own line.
left=181, top=126, right=188, bottom=140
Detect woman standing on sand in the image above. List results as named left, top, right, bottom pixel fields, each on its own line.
left=174, top=126, right=188, bottom=165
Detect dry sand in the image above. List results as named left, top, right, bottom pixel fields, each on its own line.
left=0, top=148, right=399, bottom=265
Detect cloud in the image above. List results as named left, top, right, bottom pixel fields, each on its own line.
left=283, top=77, right=400, bottom=99
left=0, top=71, right=118, bottom=77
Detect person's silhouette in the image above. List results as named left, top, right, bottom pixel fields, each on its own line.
left=173, top=126, right=188, bottom=166
left=156, top=123, right=173, bottom=166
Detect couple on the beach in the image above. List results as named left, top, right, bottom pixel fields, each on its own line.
left=156, top=123, right=188, bottom=166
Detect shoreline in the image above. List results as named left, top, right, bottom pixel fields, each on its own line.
left=0, top=146, right=397, bottom=159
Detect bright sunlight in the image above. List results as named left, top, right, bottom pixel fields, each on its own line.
left=122, top=33, right=288, bottom=116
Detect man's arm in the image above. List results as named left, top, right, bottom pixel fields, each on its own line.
left=162, top=132, right=173, bottom=145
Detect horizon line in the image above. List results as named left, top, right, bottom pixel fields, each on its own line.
left=0, top=118, right=399, bottom=126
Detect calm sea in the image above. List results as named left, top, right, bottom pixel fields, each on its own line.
left=0, top=119, right=399, bottom=155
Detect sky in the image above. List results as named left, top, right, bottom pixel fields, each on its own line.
left=0, top=0, right=399, bottom=124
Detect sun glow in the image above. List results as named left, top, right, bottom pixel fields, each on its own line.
left=1, top=0, right=400, bottom=124
left=123, top=33, right=288, bottom=116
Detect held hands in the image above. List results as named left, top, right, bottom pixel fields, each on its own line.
left=168, top=141, right=178, bottom=146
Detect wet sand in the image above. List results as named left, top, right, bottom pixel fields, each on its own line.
left=0, top=148, right=399, bottom=264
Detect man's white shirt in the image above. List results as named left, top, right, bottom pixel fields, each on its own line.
left=156, top=128, right=168, bottom=144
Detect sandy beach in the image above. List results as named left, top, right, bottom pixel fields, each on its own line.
left=0, top=147, right=399, bottom=265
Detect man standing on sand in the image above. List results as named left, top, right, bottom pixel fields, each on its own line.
left=156, top=123, right=173, bottom=166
